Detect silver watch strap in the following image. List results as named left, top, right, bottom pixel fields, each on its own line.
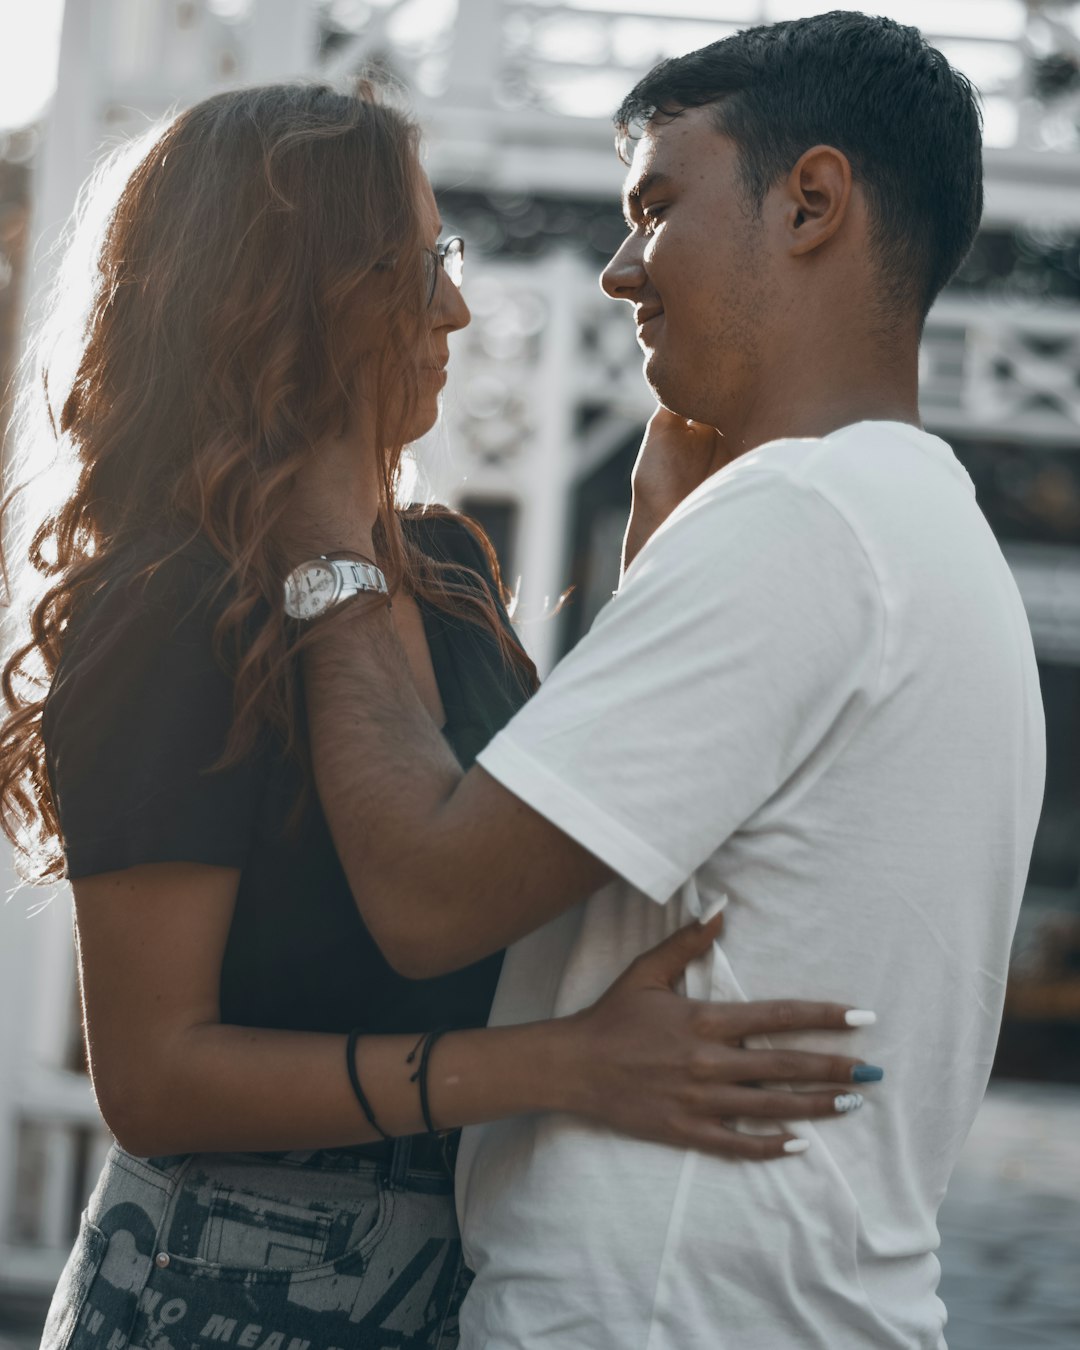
left=337, top=564, right=391, bottom=596
left=334, top=559, right=388, bottom=595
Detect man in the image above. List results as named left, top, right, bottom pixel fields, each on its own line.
left=301, top=13, right=1045, bottom=1348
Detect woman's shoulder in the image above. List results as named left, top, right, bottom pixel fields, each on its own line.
left=48, top=535, right=235, bottom=731
left=70, top=535, right=230, bottom=651
left=44, top=535, right=273, bottom=879
left=402, top=507, right=501, bottom=589
left=118, top=533, right=230, bottom=615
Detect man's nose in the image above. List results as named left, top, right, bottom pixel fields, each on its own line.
left=600, top=234, right=646, bottom=301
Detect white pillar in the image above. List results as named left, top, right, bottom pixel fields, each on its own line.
left=247, top=0, right=320, bottom=84
left=26, top=891, right=76, bottom=1071
left=21, top=0, right=102, bottom=335
left=0, top=0, right=102, bottom=1259
left=513, top=250, right=581, bottom=676
left=0, top=877, right=37, bottom=1248
left=444, top=0, right=502, bottom=109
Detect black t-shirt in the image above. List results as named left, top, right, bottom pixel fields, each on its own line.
left=43, top=515, right=531, bottom=1035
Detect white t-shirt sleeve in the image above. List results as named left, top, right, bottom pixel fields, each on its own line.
left=477, top=463, right=887, bottom=903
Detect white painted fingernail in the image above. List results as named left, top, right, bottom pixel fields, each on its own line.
left=783, top=1138, right=811, bottom=1154
left=834, top=1092, right=864, bottom=1114
left=844, top=1010, right=877, bottom=1027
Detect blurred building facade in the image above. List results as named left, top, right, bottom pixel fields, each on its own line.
left=1, top=0, right=1078, bottom=1299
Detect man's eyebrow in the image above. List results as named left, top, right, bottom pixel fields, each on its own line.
left=622, top=172, right=673, bottom=224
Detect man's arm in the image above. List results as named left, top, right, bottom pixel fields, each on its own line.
left=307, top=465, right=882, bottom=981
left=305, top=607, right=611, bottom=979
left=305, top=412, right=727, bottom=978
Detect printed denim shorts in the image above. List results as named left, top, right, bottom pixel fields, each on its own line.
left=40, top=1141, right=469, bottom=1350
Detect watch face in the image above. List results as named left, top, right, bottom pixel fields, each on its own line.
left=284, top=560, right=340, bottom=619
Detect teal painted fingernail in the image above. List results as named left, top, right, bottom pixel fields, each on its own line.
left=852, top=1064, right=884, bottom=1083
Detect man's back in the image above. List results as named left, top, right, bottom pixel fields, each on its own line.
left=458, top=421, right=1045, bottom=1349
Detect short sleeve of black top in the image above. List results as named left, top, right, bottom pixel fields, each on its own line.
left=43, top=516, right=532, bottom=1036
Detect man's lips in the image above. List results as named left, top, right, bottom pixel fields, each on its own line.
left=635, top=308, right=664, bottom=341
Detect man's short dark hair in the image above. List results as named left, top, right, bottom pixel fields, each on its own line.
left=614, top=11, right=983, bottom=324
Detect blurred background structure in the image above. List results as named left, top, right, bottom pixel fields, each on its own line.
left=0, top=3, right=1079, bottom=1346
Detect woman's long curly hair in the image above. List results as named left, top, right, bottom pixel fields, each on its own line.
left=0, top=82, right=536, bottom=882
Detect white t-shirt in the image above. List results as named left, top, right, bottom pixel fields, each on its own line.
left=457, top=421, right=1045, bottom=1350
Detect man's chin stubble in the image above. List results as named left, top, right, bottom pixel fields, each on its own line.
left=645, top=356, right=689, bottom=418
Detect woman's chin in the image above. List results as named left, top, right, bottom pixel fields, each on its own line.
left=405, top=398, right=442, bottom=446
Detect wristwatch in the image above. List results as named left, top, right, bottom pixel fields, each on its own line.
left=283, top=556, right=388, bottom=620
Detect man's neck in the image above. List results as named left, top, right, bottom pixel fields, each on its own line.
left=713, top=332, right=922, bottom=459
left=738, top=397, right=921, bottom=458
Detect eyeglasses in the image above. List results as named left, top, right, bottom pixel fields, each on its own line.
left=424, top=236, right=465, bottom=305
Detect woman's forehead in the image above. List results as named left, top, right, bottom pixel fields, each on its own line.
left=416, top=172, right=441, bottom=236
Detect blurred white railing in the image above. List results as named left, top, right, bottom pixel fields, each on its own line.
left=0, top=1083, right=111, bottom=1295
left=0, top=881, right=111, bottom=1296
left=923, top=295, right=1080, bottom=445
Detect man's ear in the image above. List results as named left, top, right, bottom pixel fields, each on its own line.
left=783, top=144, right=853, bottom=256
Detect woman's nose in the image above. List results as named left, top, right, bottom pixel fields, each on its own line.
left=434, top=271, right=471, bottom=332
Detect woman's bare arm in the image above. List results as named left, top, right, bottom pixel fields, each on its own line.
left=75, top=861, right=877, bottom=1160
left=74, top=860, right=563, bottom=1155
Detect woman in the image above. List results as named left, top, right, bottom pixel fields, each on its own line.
left=0, top=84, right=878, bottom=1350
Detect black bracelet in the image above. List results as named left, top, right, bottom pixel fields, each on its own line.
left=407, top=1027, right=451, bottom=1136
left=345, top=1027, right=392, bottom=1141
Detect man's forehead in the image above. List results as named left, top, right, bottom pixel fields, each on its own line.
left=621, top=139, right=674, bottom=216
left=623, top=124, right=663, bottom=196
left=621, top=109, right=731, bottom=204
